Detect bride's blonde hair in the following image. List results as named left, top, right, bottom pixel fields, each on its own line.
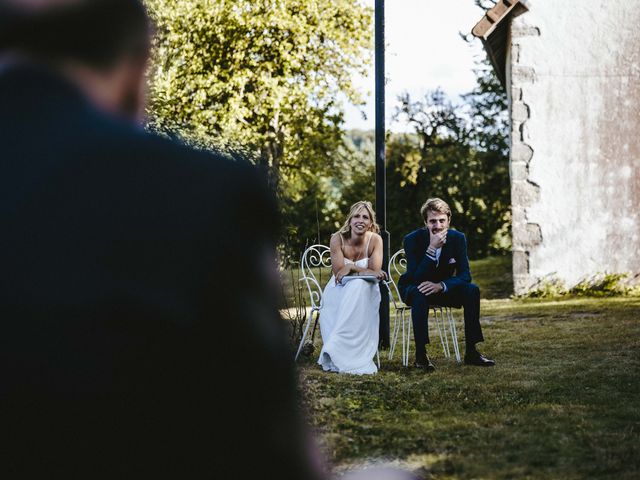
left=337, top=201, right=380, bottom=237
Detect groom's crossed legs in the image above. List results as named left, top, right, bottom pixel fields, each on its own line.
left=408, top=282, right=484, bottom=360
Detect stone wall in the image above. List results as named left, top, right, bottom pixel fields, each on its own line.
left=508, top=0, right=640, bottom=294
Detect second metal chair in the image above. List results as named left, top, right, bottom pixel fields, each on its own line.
left=385, top=249, right=461, bottom=365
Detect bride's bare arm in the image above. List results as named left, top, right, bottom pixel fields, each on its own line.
left=368, top=234, right=383, bottom=271
left=330, top=233, right=353, bottom=282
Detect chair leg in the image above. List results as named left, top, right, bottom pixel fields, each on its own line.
left=400, top=309, right=408, bottom=367
left=388, top=313, right=394, bottom=360
left=433, top=307, right=442, bottom=353
left=447, top=308, right=461, bottom=363
left=376, top=349, right=381, bottom=369
left=294, top=308, right=316, bottom=361
left=434, top=307, right=449, bottom=358
left=404, top=314, right=413, bottom=367
left=389, top=309, right=400, bottom=360
left=442, top=308, right=451, bottom=357
left=400, top=310, right=411, bottom=367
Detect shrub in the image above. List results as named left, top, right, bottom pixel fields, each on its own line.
left=524, top=273, right=640, bottom=298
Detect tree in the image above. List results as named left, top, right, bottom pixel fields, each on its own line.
left=144, top=0, right=372, bottom=194
left=462, top=62, right=511, bottom=254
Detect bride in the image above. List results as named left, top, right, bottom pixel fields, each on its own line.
left=318, top=201, right=387, bottom=374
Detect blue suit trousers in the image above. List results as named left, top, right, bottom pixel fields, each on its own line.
left=406, top=282, right=484, bottom=356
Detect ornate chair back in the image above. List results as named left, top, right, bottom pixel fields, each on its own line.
left=299, top=244, right=332, bottom=311
left=295, top=244, right=331, bottom=361
left=387, top=248, right=408, bottom=309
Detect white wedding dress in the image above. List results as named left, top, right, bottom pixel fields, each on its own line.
left=318, top=243, right=381, bottom=375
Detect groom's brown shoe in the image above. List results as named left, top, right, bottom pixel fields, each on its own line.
left=414, top=353, right=435, bottom=372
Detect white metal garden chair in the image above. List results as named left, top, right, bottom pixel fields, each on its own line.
left=294, top=244, right=380, bottom=369
left=385, top=248, right=461, bottom=365
left=294, top=244, right=330, bottom=361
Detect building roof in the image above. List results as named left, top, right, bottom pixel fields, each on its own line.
left=472, top=0, right=529, bottom=88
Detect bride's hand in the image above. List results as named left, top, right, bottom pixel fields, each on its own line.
left=374, top=270, right=388, bottom=281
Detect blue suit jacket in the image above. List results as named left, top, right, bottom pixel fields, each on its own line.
left=398, top=228, right=472, bottom=305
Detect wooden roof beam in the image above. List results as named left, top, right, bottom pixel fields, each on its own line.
left=472, top=0, right=529, bottom=40
left=471, top=0, right=530, bottom=88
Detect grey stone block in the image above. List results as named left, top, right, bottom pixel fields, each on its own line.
left=512, top=180, right=540, bottom=207
left=511, top=143, right=534, bottom=163
left=513, top=251, right=529, bottom=274
left=510, top=161, right=528, bottom=181
left=524, top=223, right=543, bottom=247
left=512, top=66, right=536, bottom=84
left=512, top=102, right=529, bottom=122
left=511, top=206, right=526, bottom=225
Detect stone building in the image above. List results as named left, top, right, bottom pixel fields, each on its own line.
left=472, top=0, right=640, bottom=294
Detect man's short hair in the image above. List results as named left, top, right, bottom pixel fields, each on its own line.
left=0, top=0, right=150, bottom=69
left=420, top=197, right=452, bottom=223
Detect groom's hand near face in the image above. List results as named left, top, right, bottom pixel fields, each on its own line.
left=429, top=230, right=447, bottom=249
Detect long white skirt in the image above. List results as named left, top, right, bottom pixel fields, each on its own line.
left=318, top=277, right=380, bottom=375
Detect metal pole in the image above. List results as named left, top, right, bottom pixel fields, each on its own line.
left=375, top=0, right=390, bottom=349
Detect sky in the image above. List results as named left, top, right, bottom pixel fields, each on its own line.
left=344, top=0, right=488, bottom=131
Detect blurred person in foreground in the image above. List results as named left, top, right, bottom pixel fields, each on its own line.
left=0, top=1, right=325, bottom=478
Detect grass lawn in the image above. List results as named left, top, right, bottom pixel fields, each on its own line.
left=292, top=257, right=640, bottom=479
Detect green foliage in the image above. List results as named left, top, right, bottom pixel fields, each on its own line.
left=469, top=255, right=513, bottom=299
left=334, top=129, right=376, bottom=223
left=143, top=0, right=511, bottom=259
left=341, top=69, right=511, bottom=259
left=279, top=172, right=343, bottom=258
left=279, top=262, right=309, bottom=348
left=524, top=277, right=567, bottom=298
left=144, top=0, right=372, bottom=228
left=526, top=273, right=640, bottom=298
left=279, top=128, right=379, bottom=254
left=571, top=273, right=639, bottom=297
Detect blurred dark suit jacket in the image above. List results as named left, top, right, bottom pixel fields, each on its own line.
left=0, top=64, right=317, bottom=479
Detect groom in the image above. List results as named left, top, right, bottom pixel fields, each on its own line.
left=398, top=198, right=495, bottom=371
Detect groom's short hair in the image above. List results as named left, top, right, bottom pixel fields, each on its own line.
left=420, top=197, right=452, bottom=223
